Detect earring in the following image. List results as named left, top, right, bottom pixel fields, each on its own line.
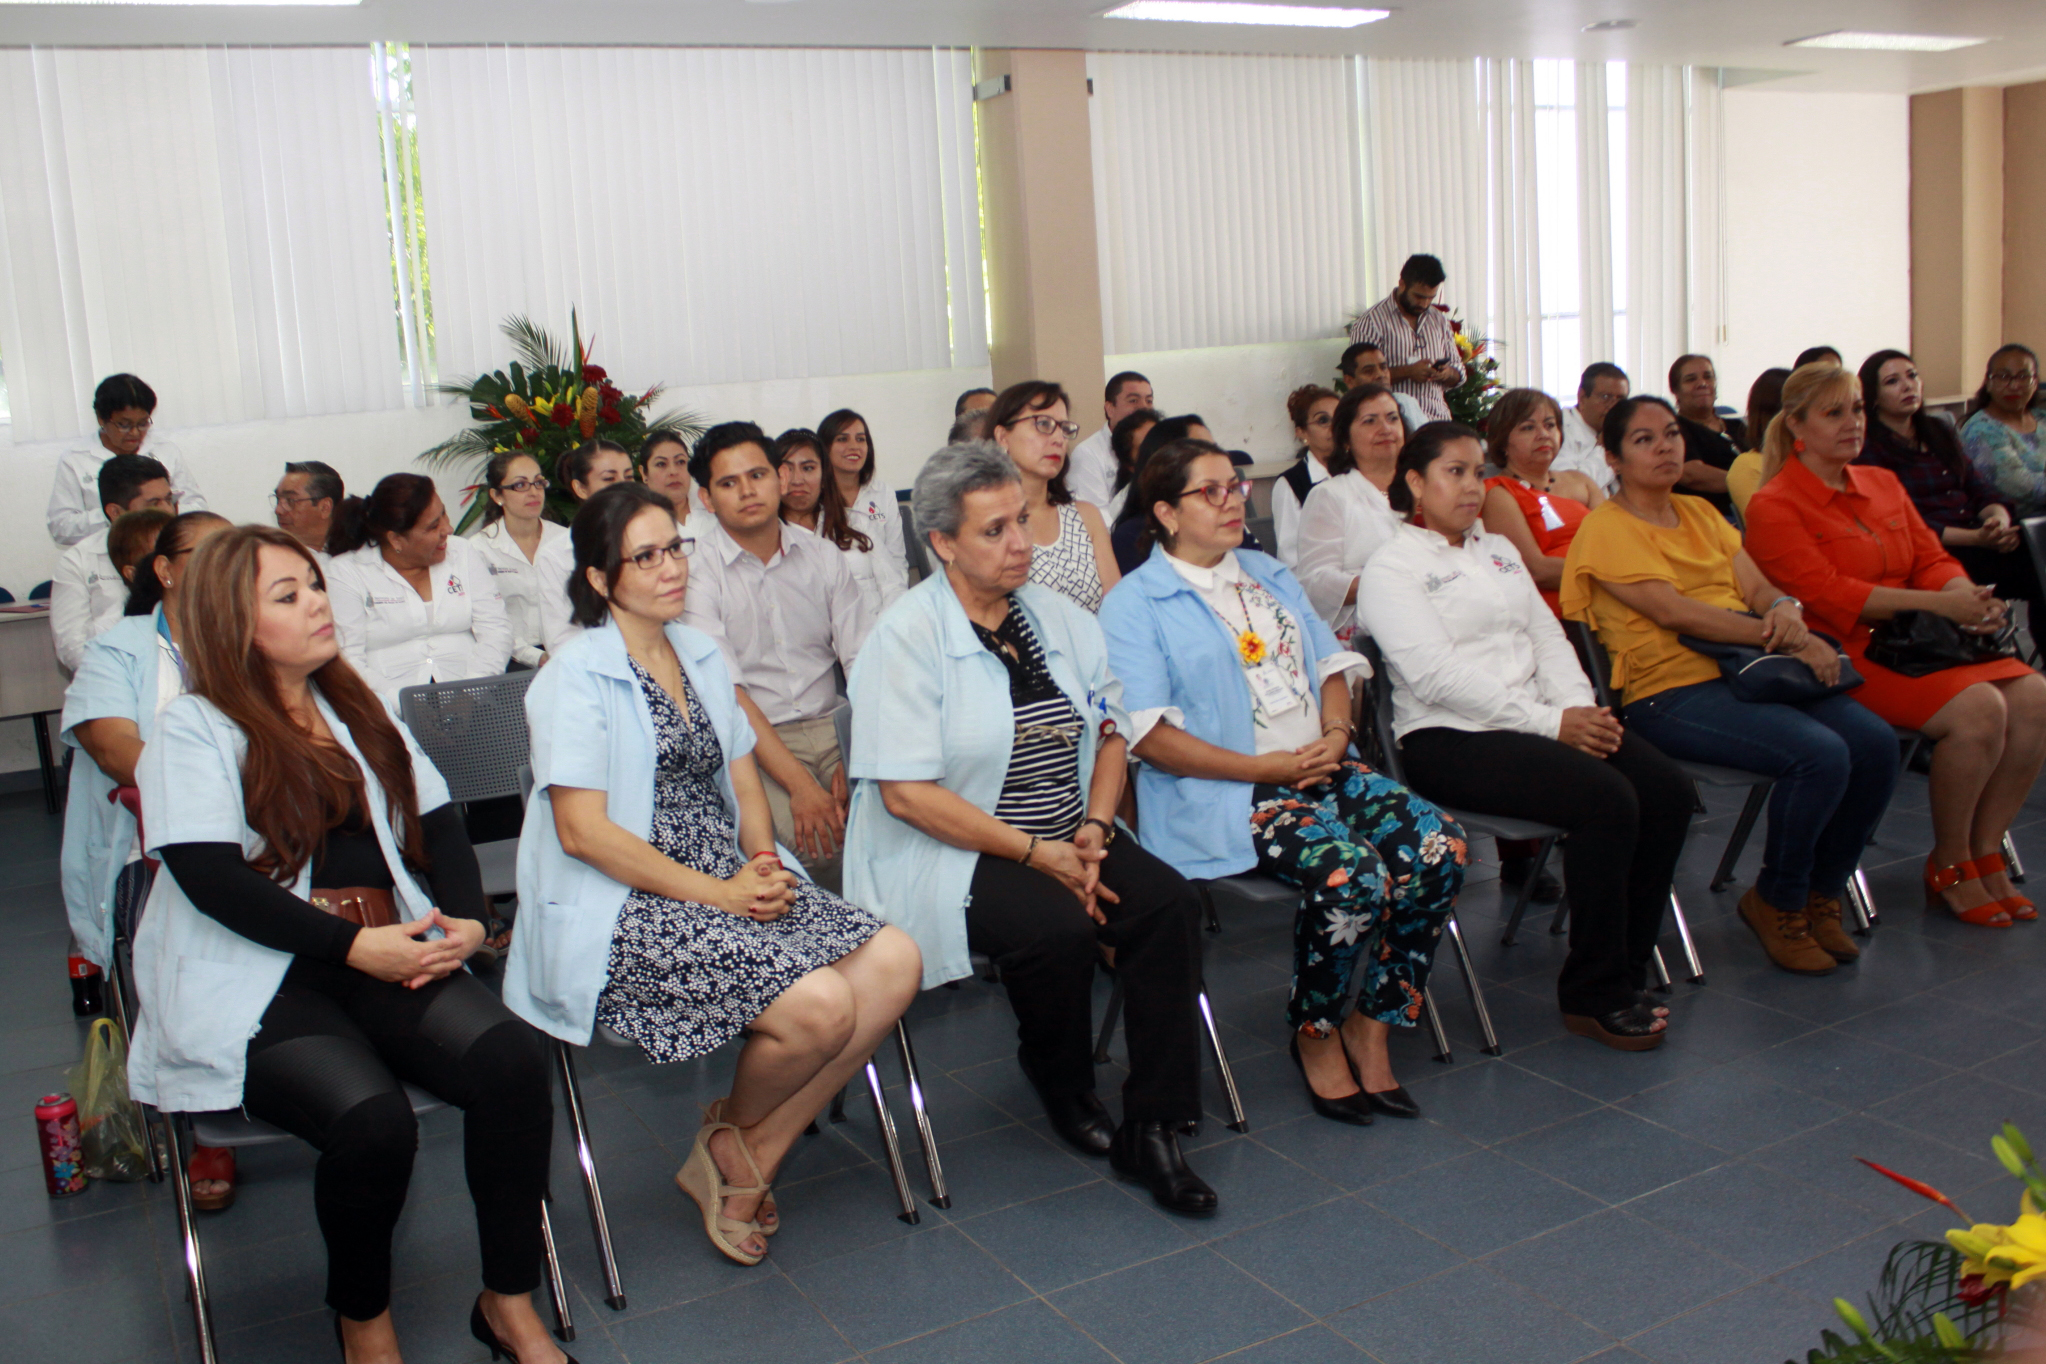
left=1792, top=438, right=1805, bottom=453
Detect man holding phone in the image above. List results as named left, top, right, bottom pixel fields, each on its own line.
left=1348, top=253, right=1464, bottom=423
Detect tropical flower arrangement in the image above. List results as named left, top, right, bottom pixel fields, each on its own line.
left=1789, top=1123, right=2043, bottom=1362
left=1442, top=310, right=1505, bottom=429
left=420, top=312, right=703, bottom=531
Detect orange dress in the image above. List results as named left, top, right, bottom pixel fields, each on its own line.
left=1485, top=475, right=1590, bottom=614
left=1743, top=456, right=2032, bottom=730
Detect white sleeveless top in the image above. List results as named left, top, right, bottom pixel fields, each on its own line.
left=1026, top=501, right=1105, bottom=613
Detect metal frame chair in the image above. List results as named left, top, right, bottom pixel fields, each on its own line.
left=398, top=671, right=538, bottom=899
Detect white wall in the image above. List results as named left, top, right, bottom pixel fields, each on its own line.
left=1108, top=339, right=1337, bottom=464
left=1716, top=89, right=1912, bottom=405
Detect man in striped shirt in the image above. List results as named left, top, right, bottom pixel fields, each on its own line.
left=1347, top=253, right=1464, bottom=423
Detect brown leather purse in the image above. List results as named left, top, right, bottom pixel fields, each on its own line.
left=309, top=887, right=400, bottom=930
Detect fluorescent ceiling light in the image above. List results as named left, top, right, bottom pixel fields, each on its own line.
left=1102, top=2, right=1390, bottom=29
left=0, top=0, right=358, bottom=5
left=1786, top=30, right=1990, bottom=52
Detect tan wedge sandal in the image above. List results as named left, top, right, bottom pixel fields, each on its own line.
left=703, top=1098, right=778, bottom=1235
left=675, top=1120, right=768, bottom=1266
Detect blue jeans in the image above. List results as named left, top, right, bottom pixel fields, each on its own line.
left=1622, top=680, right=1899, bottom=910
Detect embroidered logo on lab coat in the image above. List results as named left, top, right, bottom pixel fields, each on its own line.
left=444, top=574, right=466, bottom=597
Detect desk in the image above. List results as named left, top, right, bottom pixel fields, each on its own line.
left=0, top=609, right=69, bottom=812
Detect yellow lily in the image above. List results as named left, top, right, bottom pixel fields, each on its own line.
left=1947, top=1189, right=2046, bottom=1289
left=531, top=396, right=555, bottom=416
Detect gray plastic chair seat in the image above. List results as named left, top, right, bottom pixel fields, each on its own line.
left=474, top=838, right=518, bottom=899
left=1206, top=873, right=1298, bottom=905
left=189, top=1084, right=444, bottom=1147
left=1678, top=760, right=1773, bottom=789
left=1448, top=809, right=1567, bottom=841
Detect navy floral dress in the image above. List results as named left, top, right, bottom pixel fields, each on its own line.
left=596, top=659, right=882, bottom=1063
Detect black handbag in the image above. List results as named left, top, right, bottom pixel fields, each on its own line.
left=1678, top=621, right=1863, bottom=705
left=1863, top=609, right=2019, bottom=678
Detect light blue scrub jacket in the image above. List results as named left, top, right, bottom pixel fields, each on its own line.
left=128, top=691, right=452, bottom=1114
left=59, top=610, right=167, bottom=968
left=842, top=575, right=1131, bottom=990
left=502, top=618, right=802, bottom=1046
left=1097, top=549, right=1346, bottom=882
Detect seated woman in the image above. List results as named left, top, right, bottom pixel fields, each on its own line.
left=538, top=438, right=641, bottom=651
left=1858, top=350, right=2039, bottom=613
left=988, top=382, right=1122, bottom=610
left=1271, top=386, right=1339, bottom=567
left=1294, top=383, right=1408, bottom=643
left=1727, top=367, right=1792, bottom=518
left=1481, top=387, right=1605, bottom=613
left=1111, top=414, right=1215, bottom=574
left=1745, top=363, right=2045, bottom=929
left=771, top=428, right=827, bottom=535
left=61, top=511, right=232, bottom=1201
left=503, top=483, right=920, bottom=1266
left=1561, top=397, right=1899, bottom=977
left=641, top=431, right=694, bottom=524
left=1100, top=439, right=1465, bottom=1120
left=1961, top=345, right=2045, bottom=517
left=467, top=450, right=569, bottom=669
left=1100, top=405, right=1161, bottom=525
left=1361, top=426, right=1692, bottom=1051
left=773, top=424, right=886, bottom=604
left=327, top=473, right=511, bottom=700
left=129, top=525, right=561, bottom=1364
left=819, top=409, right=911, bottom=617
left=843, top=443, right=1215, bottom=1215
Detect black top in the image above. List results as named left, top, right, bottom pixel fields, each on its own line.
left=1677, top=414, right=1748, bottom=515
left=160, top=802, right=482, bottom=965
left=973, top=602, right=1087, bottom=840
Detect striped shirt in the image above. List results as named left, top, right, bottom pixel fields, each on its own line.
left=974, top=603, right=1087, bottom=839
left=1348, top=290, right=1465, bottom=423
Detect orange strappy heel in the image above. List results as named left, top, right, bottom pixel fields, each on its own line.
left=1925, top=857, right=2011, bottom=927
left=1972, top=850, right=2036, bottom=922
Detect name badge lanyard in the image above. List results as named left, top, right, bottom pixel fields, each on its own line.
left=1218, top=579, right=1303, bottom=715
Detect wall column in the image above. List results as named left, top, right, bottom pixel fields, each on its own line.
left=974, top=49, right=1108, bottom=438
left=1910, top=86, right=2004, bottom=399
left=2006, top=80, right=2046, bottom=356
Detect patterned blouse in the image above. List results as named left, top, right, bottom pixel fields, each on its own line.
left=1960, top=409, right=2046, bottom=517
left=973, top=603, right=1087, bottom=839
left=1027, top=501, right=1106, bottom=613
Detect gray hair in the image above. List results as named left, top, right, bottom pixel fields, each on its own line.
left=911, top=440, right=1020, bottom=540
left=947, top=409, right=990, bottom=445
left=283, top=460, right=343, bottom=505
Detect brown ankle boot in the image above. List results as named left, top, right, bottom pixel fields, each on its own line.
left=1738, top=887, right=1838, bottom=975
left=1804, top=893, right=1861, bottom=963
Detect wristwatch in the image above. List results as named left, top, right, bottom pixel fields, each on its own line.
left=1080, top=817, right=1119, bottom=846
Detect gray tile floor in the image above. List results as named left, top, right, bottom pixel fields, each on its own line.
left=5, top=769, right=2045, bottom=1364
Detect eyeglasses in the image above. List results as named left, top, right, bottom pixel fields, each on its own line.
left=106, top=418, right=152, bottom=436
left=624, top=536, right=694, bottom=571
left=272, top=492, right=313, bottom=508
left=1006, top=415, right=1081, bottom=440
left=499, top=477, right=550, bottom=494
left=1989, top=370, right=2038, bottom=386
left=1175, top=479, right=1253, bottom=509
left=1304, top=413, right=1333, bottom=427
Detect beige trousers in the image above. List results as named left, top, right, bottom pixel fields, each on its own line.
left=759, top=713, right=845, bottom=894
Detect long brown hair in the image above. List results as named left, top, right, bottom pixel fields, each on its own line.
left=180, top=525, right=428, bottom=884
left=772, top=428, right=871, bottom=553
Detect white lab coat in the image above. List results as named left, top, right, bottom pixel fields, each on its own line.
left=50, top=529, right=128, bottom=673
left=47, top=439, right=208, bottom=547
left=468, top=518, right=568, bottom=668
left=326, top=536, right=512, bottom=701
left=841, top=481, right=910, bottom=616
left=535, top=531, right=580, bottom=653
left=1293, top=470, right=1405, bottom=642
left=1065, top=425, right=1117, bottom=510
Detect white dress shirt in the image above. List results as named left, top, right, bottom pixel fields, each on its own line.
left=841, top=481, right=910, bottom=617
left=1128, top=550, right=1369, bottom=754
left=1293, top=470, right=1406, bottom=643
left=1552, top=406, right=1617, bottom=495
left=681, top=519, right=874, bottom=726
left=1358, top=522, right=1594, bottom=741
left=326, top=536, right=512, bottom=701
left=47, top=440, right=208, bottom=547
left=534, top=531, right=580, bottom=653
left=1065, top=425, right=1117, bottom=510
left=1270, top=456, right=1331, bottom=568
left=51, top=529, right=127, bottom=673
left=468, top=518, right=569, bottom=668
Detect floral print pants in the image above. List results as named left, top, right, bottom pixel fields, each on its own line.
left=1249, top=761, right=1467, bottom=1036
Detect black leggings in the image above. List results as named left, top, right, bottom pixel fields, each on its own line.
left=1399, top=727, right=1695, bottom=1017
left=241, top=959, right=553, bottom=1321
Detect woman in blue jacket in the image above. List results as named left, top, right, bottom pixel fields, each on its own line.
left=504, top=483, right=919, bottom=1268
left=1099, top=440, right=1466, bottom=1127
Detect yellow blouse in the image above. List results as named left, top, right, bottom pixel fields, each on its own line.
left=1559, top=497, right=1748, bottom=705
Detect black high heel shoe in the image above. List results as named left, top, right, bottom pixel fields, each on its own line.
left=470, top=1295, right=578, bottom=1364
left=1289, top=1036, right=1374, bottom=1125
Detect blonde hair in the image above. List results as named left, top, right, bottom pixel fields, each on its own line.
left=1758, top=361, right=1860, bottom=489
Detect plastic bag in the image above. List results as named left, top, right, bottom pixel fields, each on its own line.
left=68, top=1018, right=149, bottom=1183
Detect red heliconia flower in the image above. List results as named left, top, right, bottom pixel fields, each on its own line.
left=484, top=404, right=503, bottom=420
left=1854, top=1157, right=1968, bottom=1218
left=582, top=365, right=607, bottom=383
left=551, top=404, right=575, bottom=428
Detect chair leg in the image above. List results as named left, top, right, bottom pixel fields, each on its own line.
left=105, top=951, right=162, bottom=1183
left=1666, top=892, right=1705, bottom=983
left=553, top=1042, right=626, bottom=1310
left=1846, top=865, right=1879, bottom=933
left=1710, top=785, right=1771, bottom=891
left=863, top=1059, right=920, bottom=1225
left=1442, top=911, right=1501, bottom=1056
left=893, top=1022, right=950, bottom=1210
left=165, top=1114, right=217, bottom=1364
left=1196, top=990, right=1248, bottom=1133
left=1199, top=883, right=1222, bottom=935
left=1421, top=988, right=1453, bottom=1063
left=1649, top=946, right=1672, bottom=991
left=538, top=1196, right=576, bottom=1343
left=1093, top=980, right=1126, bottom=1064
left=1548, top=893, right=1570, bottom=936
left=829, top=1087, right=848, bottom=1124
left=2004, top=832, right=2027, bottom=884
left=1498, top=835, right=1555, bottom=947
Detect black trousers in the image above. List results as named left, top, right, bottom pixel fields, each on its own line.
left=1399, top=727, right=1694, bottom=1017
left=966, top=836, right=1205, bottom=1125
left=241, top=959, right=554, bottom=1321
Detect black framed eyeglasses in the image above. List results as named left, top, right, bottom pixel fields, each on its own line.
left=625, top=537, right=694, bottom=571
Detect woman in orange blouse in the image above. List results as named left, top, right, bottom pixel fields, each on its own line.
left=1482, top=388, right=1605, bottom=614
left=1745, top=363, right=2045, bottom=929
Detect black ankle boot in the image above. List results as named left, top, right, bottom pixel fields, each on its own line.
left=1110, top=1120, right=1218, bottom=1216
left=1018, top=1047, right=1113, bottom=1157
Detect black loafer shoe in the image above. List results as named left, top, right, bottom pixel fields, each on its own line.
left=1363, top=1085, right=1421, bottom=1120
left=1500, top=857, right=1563, bottom=903
left=1018, top=1047, right=1114, bottom=1157
left=1110, top=1120, right=1218, bottom=1216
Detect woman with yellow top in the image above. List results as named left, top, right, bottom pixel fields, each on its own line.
left=1560, top=395, right=1898, bottom=978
